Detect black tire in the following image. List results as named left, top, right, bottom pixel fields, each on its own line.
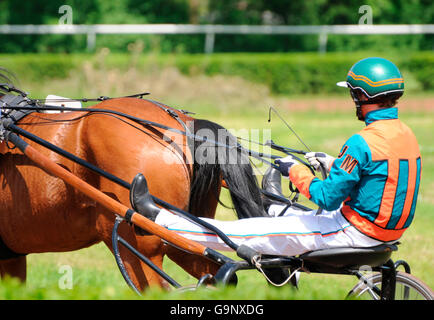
left=349, top=271, right=434, bottom=300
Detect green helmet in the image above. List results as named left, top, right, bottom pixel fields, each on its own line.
left=337, top=57, right=404, bottom=100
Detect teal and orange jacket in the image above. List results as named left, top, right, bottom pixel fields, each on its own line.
left=290, top=107, right=421, bottom=242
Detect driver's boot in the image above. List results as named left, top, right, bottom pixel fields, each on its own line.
left=129, top=173, right=161, bottom=222
left=129, top=173, right=161, bottom=235
left=261, top=166, right=289, bottom=211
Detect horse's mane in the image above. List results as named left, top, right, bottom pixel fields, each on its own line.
left=0, top=67, right=19, bottom=94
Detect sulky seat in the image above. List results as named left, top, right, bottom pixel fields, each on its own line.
left=299, top=243, right=399, bottom=269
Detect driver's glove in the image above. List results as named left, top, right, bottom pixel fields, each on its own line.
left=274, top=155, right=299, bottom=177
left=304, top=152, right=335, bottom=173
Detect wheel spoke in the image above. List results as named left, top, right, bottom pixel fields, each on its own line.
left=350, top=272, right=434, bottom=300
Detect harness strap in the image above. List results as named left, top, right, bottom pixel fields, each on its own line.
left=145, top=99, right=191, bottom=135
left=0, top=94, right=35, bottom=140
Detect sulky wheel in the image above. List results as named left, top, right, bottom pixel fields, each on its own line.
left=349, top=271, right=434, bottom=300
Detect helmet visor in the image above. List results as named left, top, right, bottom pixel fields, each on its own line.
left=336, top=81, right=348, bottom=88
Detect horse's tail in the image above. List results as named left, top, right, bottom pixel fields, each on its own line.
left=188, top=119, right=268, bottom=219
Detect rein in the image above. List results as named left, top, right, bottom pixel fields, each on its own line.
left=1, top=92, right=324, bottom=213
left=0, top=85, right=312, bottom=166
left=1, top=99, right=314, bottom=172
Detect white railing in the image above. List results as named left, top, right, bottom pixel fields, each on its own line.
left=0, top=24, right=433, bottom=53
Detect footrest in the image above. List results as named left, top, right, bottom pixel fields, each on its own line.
left=236, top=245, right=261, bottom=264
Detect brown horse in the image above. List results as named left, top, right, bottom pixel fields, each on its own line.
left=0, top=77, right=267, bottom=291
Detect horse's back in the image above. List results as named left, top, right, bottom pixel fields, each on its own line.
left=0, top=98, right=193, bottom=254
left=85, top=98, right=193, bottom=207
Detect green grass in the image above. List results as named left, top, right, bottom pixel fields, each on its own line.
left=0, top=60, right=432, bottom=300
left=1, top=243, right=357, bottom=300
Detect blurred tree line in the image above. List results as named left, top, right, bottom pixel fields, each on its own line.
left=0, top=0, right=432, bottom=53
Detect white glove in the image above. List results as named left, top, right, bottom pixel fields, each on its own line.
left=304, top=152, right=335, bottom=173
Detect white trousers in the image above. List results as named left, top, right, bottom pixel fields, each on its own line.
left=155, top=204, right=383, bottom=256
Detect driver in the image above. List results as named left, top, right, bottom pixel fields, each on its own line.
left=136, top=57, right=421, bottom=258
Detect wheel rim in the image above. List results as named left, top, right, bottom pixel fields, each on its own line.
left=352, top=272, right=434, bottom=300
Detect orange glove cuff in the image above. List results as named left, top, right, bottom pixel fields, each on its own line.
left=289, top=164, right=316, bottom=199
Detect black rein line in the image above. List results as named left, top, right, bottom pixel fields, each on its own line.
left=3, top=103, right=313, bottom=171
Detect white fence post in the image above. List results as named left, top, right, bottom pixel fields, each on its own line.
left=319, top=32, right=328, bottom=54
left=205, top=32, right=215, bottom=54
left=86, top=32, right=96, bottom=51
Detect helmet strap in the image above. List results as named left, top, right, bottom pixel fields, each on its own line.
left=350, top=90, right=380, bottom=121
left=355, top=100, right=382, bottom=106
left=355, top=106, right=364, bottom=121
